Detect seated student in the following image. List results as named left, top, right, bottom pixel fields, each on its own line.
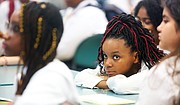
left=56, top=0, right=108, bottom=64
left=134, top=0, right=163, bottom=45
left=1, top=2, right=79, bottom=105
left=134, top=0, right=169, bottom=54
left=136, top=0, right=180, bottom=105
left=75, top=13, right=165, bottom=94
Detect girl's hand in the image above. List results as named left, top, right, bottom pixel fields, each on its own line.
left=99, top=75, right=109, bottom=80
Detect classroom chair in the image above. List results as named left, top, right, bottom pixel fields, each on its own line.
left=71, top=34, right=103, bottom=71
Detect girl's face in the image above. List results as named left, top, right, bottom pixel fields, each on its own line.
left=157, top=7, right=180, bottom=52
left=2, top=11, right=22, bottom=56
left=102, top=38, right=139, bottom=77
left=136, top=6, right=159, bottom=44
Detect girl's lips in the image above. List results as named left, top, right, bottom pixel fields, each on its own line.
left=106, top=71, right=115, bottom=77
left=158, top=35, right=161, bottom=40
left=2, top=42, right=7, bottom=49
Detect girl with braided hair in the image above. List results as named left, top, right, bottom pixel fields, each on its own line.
left=75, top=13, right=165, bottom=94
left=2, top=1, right=79, bottom=105
left=136, top=0, right=180, bottom=104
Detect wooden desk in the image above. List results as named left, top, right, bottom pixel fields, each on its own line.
left=0, top=66, right=138, bottom=105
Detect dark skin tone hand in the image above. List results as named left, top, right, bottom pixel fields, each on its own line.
left=95, top=75, right=109, bottom=89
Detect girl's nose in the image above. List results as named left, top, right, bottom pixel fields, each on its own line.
left=0, top=32, right=10, bottom=40
left=104, top=59, right=113, bottom=68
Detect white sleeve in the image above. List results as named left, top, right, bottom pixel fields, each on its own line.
left=74, top=66, right=103, bottom=88
left=106, top=70, right=149, bottom=94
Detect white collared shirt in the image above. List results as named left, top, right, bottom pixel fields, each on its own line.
left=75, top=62, right=149, bottom=94
left=14, top=59, right=79, bottom=105
left=56, top=0, right=108, bottom=61
left=136, top=56, right=180, bottom=105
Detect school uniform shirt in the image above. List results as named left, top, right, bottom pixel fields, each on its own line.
left=74, top=62, right=149, bottom=94
left=14, top=59, right=79, bottom=105
left=136, top=56, right=180, bottom=105
left=158, top=45, right=170, bottom=55
left=56, top=0, right=108, bottom=61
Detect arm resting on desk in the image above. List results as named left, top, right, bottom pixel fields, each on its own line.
left=96, top=80, right=109, bottom=89
left=106, top=70, right=149, bottom=94
left=0, top=56, right=23, bottom=65
left=74, top=67, right=104, bottom=89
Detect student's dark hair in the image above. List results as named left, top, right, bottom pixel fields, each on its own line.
left=160, top=0, right=180, bottom=67
left=164, top=0, right=180, bottom=28
left=134, top=0, right=163, bottom=29
left=98, top=13, right=165, bottom=74
left=152, top=1, right=180, bottom=104
left=16, top=2, right=63, bottom=94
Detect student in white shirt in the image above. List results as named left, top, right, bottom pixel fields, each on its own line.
left=136, top=0, right=180, bottom=104
left=56, top=0, right=108, bottom=62
left=134, top=0, right=170, bottom=54
left=75, top=13, right=165, bottom=94
left=1, top=2, right=79, bottom=105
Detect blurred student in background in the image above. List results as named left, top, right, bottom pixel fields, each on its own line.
left=75, top=13, right=165, bottom=94
left=0, top=0, right=30, bottom=33
left=2, top=2, right=79, bottom=105
left=136, top=0, right=180, bottom=104
left=56, top=0, right=108, bottom=67
left=134, top=0, right=163, bottom=45
left=134, top=0, right=169, bottom=54
left=0, top=0, right=30, bottom=56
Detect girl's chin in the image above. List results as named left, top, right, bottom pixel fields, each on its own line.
left=107, top=74, right=115, bottom=77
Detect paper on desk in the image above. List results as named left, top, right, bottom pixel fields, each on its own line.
left=79, top=94, right=135, bottom=105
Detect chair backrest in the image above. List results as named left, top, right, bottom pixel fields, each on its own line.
left=72, top=34, right=103, bottom=70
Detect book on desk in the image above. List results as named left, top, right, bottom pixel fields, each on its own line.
left=79, top=94, right=135, bottom=105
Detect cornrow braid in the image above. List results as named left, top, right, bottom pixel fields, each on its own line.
left=98, top=13, right=165, bottom=73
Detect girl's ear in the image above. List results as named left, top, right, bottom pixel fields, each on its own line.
left=133, top=52, right=139, bottom=64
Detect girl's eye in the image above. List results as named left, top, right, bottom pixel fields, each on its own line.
left=103, top=53, right=107, bottom=59
left=142, top=18, right=152, bottom=25
left=10, top=24, right=20, bottom=33
left=113, top=55, right=120, bottom=60
left=163, top=19, right=169, bottom=23
left=144, top=20, right=152, bottom=25
left=163, top=16, right=169, bottom=23
left=7, top=23, right=20, bottom=33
